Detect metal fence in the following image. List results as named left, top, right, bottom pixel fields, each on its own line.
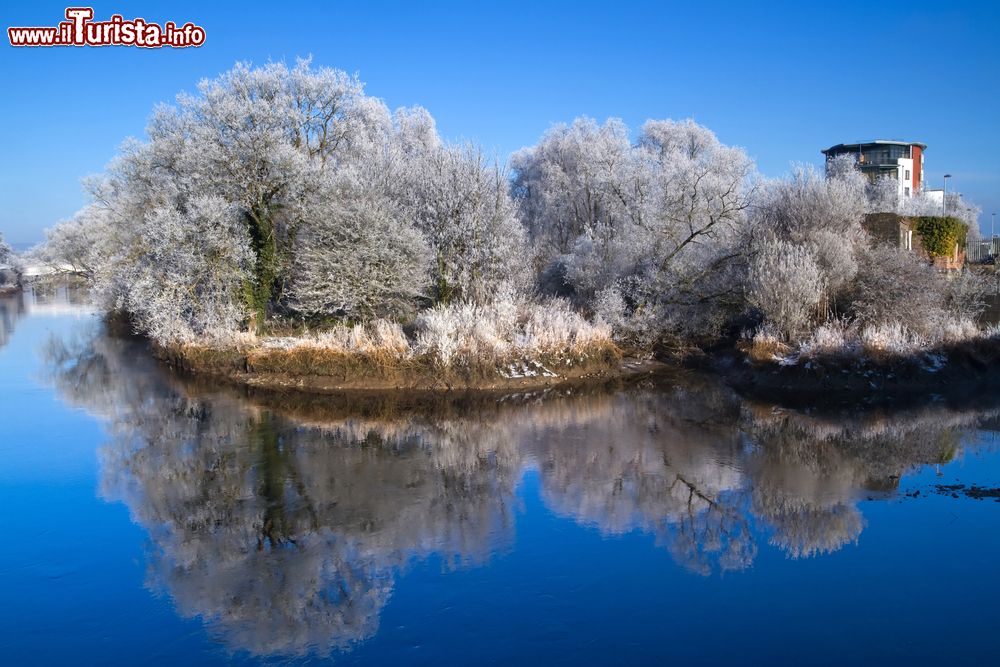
left=966, top=238, right=1000, bottom=264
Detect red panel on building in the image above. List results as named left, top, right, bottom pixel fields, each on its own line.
left=911, top=145, right=922, bottom=192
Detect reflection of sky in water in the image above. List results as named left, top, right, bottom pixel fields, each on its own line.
left=1, top=296, right=999, bottom=665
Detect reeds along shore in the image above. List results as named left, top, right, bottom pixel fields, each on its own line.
left=156, top=298, right=623, bottom=391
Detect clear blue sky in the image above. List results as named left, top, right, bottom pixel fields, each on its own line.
left=2, top=0, right=998, bottom=245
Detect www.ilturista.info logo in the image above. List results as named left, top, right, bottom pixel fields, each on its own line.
left=8, top=7, right=205, bottom=48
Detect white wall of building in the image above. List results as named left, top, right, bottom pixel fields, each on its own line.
left=896, top=157, right=914, bottom=197
left=923, top=189, right=944, bottom=205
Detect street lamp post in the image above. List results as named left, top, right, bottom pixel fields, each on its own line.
left=942, top=174, right=952, bottom=216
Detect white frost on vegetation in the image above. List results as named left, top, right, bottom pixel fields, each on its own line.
left=414, top=289, right=613, bottom=368
left=34, top=59, right=991, bottom=362
left=249, top=291, right=613, bottom=373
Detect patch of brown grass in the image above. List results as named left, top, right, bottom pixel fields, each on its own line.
left=246, top=346, right=414, bottom=380
left=737, top=336, right=792, bottom=365
left=166, top=336, right=621, bottom=390
left=157, top=342, right=248, bottom=373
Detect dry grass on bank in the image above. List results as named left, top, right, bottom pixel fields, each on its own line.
left=161, top=298, right=621, bottom=384
left=740, top=318, right=1000, bottom=371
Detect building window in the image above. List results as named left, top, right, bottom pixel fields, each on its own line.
left=904, top=186, right=911, bottom=196
left=905, top=169, right=911, bottom=180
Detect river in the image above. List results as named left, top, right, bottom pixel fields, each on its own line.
left=1, top=285, right=998, bottom=665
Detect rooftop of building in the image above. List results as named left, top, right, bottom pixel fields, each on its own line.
left=822, top=139, right=928, bottom=155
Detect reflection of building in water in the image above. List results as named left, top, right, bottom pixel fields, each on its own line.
left=41, top=325, right=996, bottom=658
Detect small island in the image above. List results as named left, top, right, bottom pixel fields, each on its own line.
left=28, top=60, right=995, bottom=397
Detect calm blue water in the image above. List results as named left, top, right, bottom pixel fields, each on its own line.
left=1, top=287, right=999, bottom=666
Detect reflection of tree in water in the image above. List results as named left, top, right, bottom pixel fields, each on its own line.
left=44, top=331, right=517, bottom=656
left=0, top=282, right=93, bottom=350
left=40, top=325, right=1000, bottom=657
left=523, top=389, right=756, bottom=574
left=742, top=403, right=985, bottom=559
left=0, top=292, right=21, bottom=349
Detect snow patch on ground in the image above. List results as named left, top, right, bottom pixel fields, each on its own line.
left=502, top=359, right=557, bottom=379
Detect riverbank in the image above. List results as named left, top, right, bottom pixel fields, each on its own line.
left=154, top=332, right=642, bottom=393
left=152, top=324, right=1000, bottom=402
left=705, top=333, right=1000, bottom=407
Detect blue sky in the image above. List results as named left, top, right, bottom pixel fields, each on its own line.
left=1, top=0, right=998, bottom=245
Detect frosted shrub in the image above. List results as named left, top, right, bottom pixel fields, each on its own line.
left=848, top=245, right=947, bottom=337
left=413, top=296, right=521, bottom=365
left=271, top=320, right=411, bottom=360
left=307, top=328, right=355, bottom=352
left=593, top=286, right=627, bottom=332
left=940, top=319, right=980, bottom=343
left=859, top=322, right=926, bottom=356
left=426, top=286, right=524, bottom=356
left=484, top=283, right=523, bottom=341
left=0, top=232, right=11, bottom=267
left=591, top=282, right=664, bottom=347
left=412, top=309, right=460, bottom=365
left=522, top=298, right=612, bottom=355
left=945, top=271, right=990, bottom=322
left=747, top=238, right=824, bottom=339
left=414, top=303, right=501, bottom=365
left=744, top=323, right=792, bottom=363
left=982, top=323, right=1000, bottom=340
left=798, top=320, right=859, bottom=359
left=387, top=142, right=532, bottom=304
left=751, top=164, right=868, bottom=299
left=413, top=296, right=613, bottom=367
left=369, top=319, right=411, bottom=355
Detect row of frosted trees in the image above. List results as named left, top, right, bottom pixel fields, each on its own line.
left=39, top=60, right=989, bottom=352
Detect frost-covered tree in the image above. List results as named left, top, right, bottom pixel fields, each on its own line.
left=284, top=180, right=430, bottom=320
left=0, top=232, right=13, bottom=267
left=387, top=139, right=530, bottom=304
left=41, top=60, right=531, bottom=343
left=39, top=205, right=118, bottom=277
left=511, top=117, right=637, bottom=269
left=866, top=175, right=900, bottom=214
left=117, top=195, right=254, bottom=343
left=0, top=232, right=16, bottom=274
left=67, top=138, right=257, bottom=340
left=748, top=164, right=868, bottom=323
left=747, top=237, right=825, bottom=338
left=55, top=59, right=391, bottom=336
left=0, top=232, right=15, bottom=287
left=626, top=120, right=756, bottom=335
left=135, top=59, right=384, bottom=323
left=514, top=118, right=756, bottom=341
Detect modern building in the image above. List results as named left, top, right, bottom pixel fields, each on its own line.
left=822, top=140, right=926, bottom=198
